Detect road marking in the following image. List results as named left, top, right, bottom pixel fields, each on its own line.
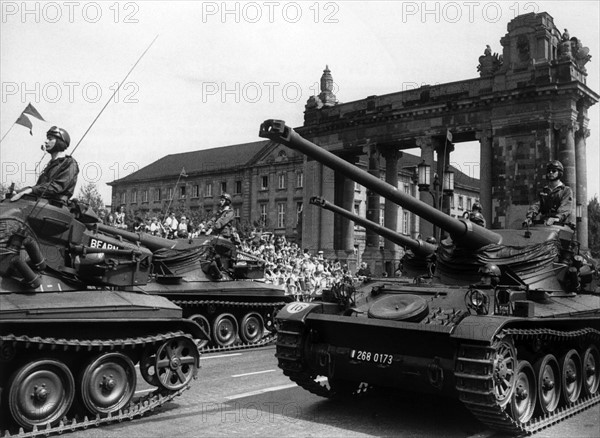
left=226, top=376, right=327, bottom=400
left=202, top=353, right=243, bottom=360
left=231, top=369, right=276, bottom=378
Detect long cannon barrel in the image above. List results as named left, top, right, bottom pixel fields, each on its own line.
left=95, top=223, right=176, bottom=252
left=259, top=120, right=502, bottom=250
left=310, top=196, right=437, bottom=256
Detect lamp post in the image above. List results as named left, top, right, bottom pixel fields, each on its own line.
left=416, top=160, right=455, bottom=240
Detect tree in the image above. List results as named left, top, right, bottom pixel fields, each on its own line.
left=78, top=182, right=104, bottom=213
left=588, top=195, right=600, bottom=258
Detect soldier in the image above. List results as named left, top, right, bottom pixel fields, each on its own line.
left=468, top=202, right=487, bottom=227
left=524, top=160, right=574, bottom=228
left=206, top=193, right=235, bottom=238
left=10, top=126, right=78, bottom=204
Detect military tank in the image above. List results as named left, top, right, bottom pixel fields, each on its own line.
left=309, top=196, right=437, bottom=279
left=0, top=195, right=207, bottom=436
left=259, top=119, right=600, bottom=434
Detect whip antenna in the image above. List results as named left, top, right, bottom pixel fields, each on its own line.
left=70, top=34, right=159, bottom=156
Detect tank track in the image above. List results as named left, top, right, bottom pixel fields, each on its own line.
left=0, top=331, right=195, bottom=438
left=275, top=321, right=371, bottom=399
left=173, top=299, right=289, bottom=353
left=456, top=327, right=600, bottom=435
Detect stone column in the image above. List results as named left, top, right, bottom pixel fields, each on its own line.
left=334, top=154, right=357, bottom=253
left=435, top=139, right=454, bottom=219
left=556, top=120, right=577, bottom=196
left=575, top=127, right=590, bottom=249
left=361, top=143, right=382, bottom=274
left=381, top=147, right=401, bottom=275
left=476, top=129, right=493, bottom=226
left=416, top=136, right=435, bottom=239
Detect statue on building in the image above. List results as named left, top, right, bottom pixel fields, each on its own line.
left=557, top=29, right=591, bottom=72
left=305, top=65, right=339, bottom=111
left=477, top=45, right=503, bottom=77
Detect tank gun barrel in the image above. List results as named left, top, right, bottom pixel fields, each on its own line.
left=310, top=196, right=436, bottom=256
left=95, top=223, right=176, bottom=252
left=259, top=120, right=502, bottom=249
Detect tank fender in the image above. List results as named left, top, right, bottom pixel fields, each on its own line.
left=450, top=315, right=516, bottom=343
left=276, top=302, right=322, bottom=323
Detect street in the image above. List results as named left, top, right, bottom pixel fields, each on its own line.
left=65, top=345, right=599, bottom=438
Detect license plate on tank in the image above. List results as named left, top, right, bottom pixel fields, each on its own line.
left=350, top=349, right=393, bottom=365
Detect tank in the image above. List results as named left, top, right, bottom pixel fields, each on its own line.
left=0, top=195, right=206, bottom=435
left=309, top=196, right=437, bottom=278
left=259, top=119, right=600, bottom=434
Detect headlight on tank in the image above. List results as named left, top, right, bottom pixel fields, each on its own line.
left=465, top=289, right=489, bottom=315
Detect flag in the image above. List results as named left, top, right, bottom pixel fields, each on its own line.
left=14, top=103, right=45, bottom=135
left=446, top=129, right=453, bottom=143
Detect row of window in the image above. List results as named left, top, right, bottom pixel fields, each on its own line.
left=118, top=172, right=305, bottom=206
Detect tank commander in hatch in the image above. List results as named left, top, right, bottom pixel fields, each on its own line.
left=205, top=193, right=235, bottom=239
left=523, top=160, right=574, bottom=228
left=10, top=126, right=79, bottom=204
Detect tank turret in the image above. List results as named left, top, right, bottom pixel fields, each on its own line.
left=310, top=196, right=436, bottom=257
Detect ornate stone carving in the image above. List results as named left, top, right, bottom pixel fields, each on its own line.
left=477, top=45, right=503, bottom=76
left=557, top=28, right=591, bottom=72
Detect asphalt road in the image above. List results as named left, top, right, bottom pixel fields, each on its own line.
left=67, top=345, right=600, bottom=438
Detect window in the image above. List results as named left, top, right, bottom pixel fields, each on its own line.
left=259, top=203, right=267, bottom=224
left=142, top=189, right=148, bottom=203
left=234, top=207, right=240, bottom=219
left=296, top=202, right=303, bottom=224
left=120, top=192, right=126, bottom=204
left=192, top=185, right=199, bottom=198
left=130, top=190, right=137, bottom=204
left=277, top=202, right=286, bottom=228
left=467, top=198, right=472, bottom=211
left=354, top=182, right=361, bottom=192
left=179, top=185, right=186, bottom=199
left=278, top=173, right=286, bottom=189
left=154, top=188, right=161, bottom=202
left=261, top=175, right=268, bottom=190
left=220, top=182, right=227, bottom=194
left=205, top=182, right=213, bottom=197
left=380, top=206, right=385, bottom=226
left=450, top=194, right=455, bottom=209
left=403, top=212, right=409, bottom=235
left=296, top=172, right=303, bottom=188
left=404, top=184, right=410, bottom=195
left=235, top=180, right=242, bottom=194
left=458, top=196, right=464, bottom=210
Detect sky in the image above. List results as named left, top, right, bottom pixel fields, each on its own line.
left=1, top=1, right=599, bottom=206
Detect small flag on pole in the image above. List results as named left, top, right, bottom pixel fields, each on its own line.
left=14, top=103, right=45, bottom=135
left=446, top=129, right=453, bottom=143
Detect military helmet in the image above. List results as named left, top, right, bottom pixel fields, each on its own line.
left=546, top=160, right=564, bottom=174
left=220, top=193, right=232, bottom=203
left=469, top=212, right=485, bottom=226
left=478, top=263, right=501, bottom=278
left=46, top=126, right=71, bottom=151
left=425, top=236, right=437, bottom=245
left=472, top=202, right=482, bottom=212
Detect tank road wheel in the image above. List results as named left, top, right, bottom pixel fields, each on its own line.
left=140, top=346, right=160, bottom=387
left=8, top=359, right=75, bottom=430
left=212, top=313, right=239, bottom=347
left=188, top=314, right=211, bottom=349
left=534, top=354, right=561, bottom=415
left=239, top=312, right=264, bottom=344
left=80, top=353, right=136, bottom=415
left=155, top=337, right=199, bottom=390
left=582, top=345, right=600, bottom=395
left=491, top=338, right=518, bottom=408
left=560, top=349, right=583, bottom=404
left=509, top=360, right=537, bottom=424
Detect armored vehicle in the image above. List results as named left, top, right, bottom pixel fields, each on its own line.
left=259, top=120, right=599, bottom=434
left=0, top=196, right=207, bottom=435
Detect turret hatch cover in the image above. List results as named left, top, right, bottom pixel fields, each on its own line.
left=367, top=294, right=429, bottom=321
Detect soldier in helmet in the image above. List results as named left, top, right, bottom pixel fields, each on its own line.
left=10, top=126, right=78, bottom=204
left=205, top=193, right=235, bottom=238
left=524, top=160, right=574, bottom=228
